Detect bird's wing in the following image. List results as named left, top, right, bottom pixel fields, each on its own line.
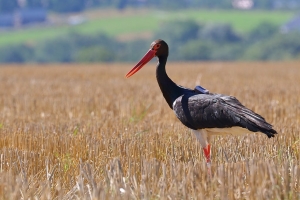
left=173, top=94, right=277, bottom=137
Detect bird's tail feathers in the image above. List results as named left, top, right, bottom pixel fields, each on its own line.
left=223, top=97, right=277, bottom=138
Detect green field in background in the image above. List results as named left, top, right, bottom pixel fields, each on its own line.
left=0, top=9, right=295, bottom=46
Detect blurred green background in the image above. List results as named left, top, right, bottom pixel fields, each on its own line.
left=0, top=0, right=300, bottom=63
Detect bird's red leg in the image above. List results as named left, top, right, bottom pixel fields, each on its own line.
left=193, top=129, right=211, bottom=176
left=192, top=130, right=211, bottom=175
left=203, top=143, right=211, bottom=164
left=203, top=144, right=211, bottom=176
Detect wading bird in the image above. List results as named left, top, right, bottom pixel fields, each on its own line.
left=125, top=39, right=277, bottom=168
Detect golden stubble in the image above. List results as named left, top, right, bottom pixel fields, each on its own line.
left=0, top=62, right=299, bottom=199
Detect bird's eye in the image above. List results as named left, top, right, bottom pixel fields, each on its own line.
left=153, top=43, right=161, bottom=50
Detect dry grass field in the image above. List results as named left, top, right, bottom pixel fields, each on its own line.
left=0, top=62, right=299, bottom=199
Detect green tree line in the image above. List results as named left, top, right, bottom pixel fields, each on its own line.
left=0, top=20, right=300, bottom=63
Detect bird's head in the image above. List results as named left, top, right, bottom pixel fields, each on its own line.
left=125, top=39, right=168, bottom=78
left=150, top=39, right=169, bottom=58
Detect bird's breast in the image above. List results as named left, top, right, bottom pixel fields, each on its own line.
left=172, top=93, right=210, bottom=130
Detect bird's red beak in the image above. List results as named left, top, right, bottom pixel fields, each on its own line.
left=125, top=49, right=156, bottom=78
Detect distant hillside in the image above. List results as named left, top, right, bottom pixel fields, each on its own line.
left=0, top=9, right=295, bottom=46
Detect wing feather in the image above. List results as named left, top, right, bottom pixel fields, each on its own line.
left=173, top=94, right=277, bottom=138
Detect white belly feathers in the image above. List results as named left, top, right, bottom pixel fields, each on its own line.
left=205, top=126, right=253, bottom=136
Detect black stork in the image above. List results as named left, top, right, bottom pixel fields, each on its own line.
left=125, top=39, right=277, bottom=168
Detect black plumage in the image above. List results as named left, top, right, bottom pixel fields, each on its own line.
left=173, top=92, right=277, bottom=138
left=126, top=39, right=277, bottom=166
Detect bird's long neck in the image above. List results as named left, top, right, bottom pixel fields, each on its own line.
left=156, top=56, right=183, bottom=109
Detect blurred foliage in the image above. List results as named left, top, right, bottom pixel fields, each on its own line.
left=178, top=40, right=213, bottom=61
left=247, top=22, right=278, bottom=41
left=0, top=44, right=33, bottom=63
left=0, top=19, right=300, bottom=63
left=34, top=37, right=75, bottom=62
left=200, top=24, right=241, bottom=43
left=76, top=47, right=115, bottom=62
left=243, top=32, right=300, bottom=60
left=153, top=20, right=200, bottom=46
left=155, top=20, right=300, bottom=61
